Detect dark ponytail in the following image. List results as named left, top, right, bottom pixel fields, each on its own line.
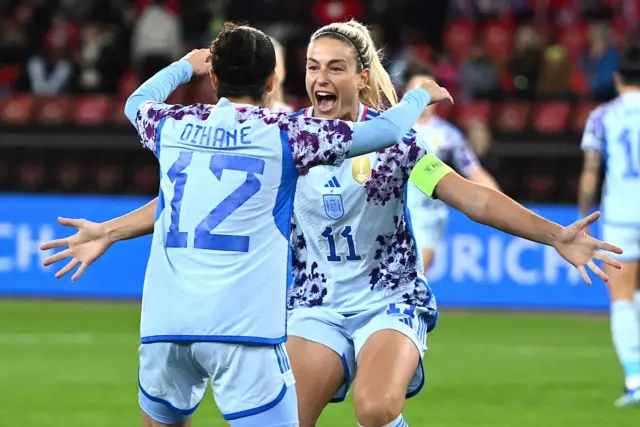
left=209, top=22, right=276, bottom=101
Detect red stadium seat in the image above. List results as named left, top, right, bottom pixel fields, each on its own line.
left=573, top=102, right=599, bottom=132
left=34, top=96, right=72, bottom=125
left=493, top=101, right=531, bottom=133
left=556, top=23, right=588, bottom=60
left=531, top=101, right=571, bottom=133
left=444, top=20, right=475, bottom=62
left=0, top=94, right=34, bottom=125
left=73, top=95, right=113, bottom=125
left=456, top=101, right=492, bottom=129
left=482, top=21, right=513, bottom=63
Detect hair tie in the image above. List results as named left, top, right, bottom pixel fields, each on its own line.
left=313, top=30, right=370, bottom=69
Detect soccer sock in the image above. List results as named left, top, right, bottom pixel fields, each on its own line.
left=359, top=414, right=408, bottom=427
left=611, top=300, right=640, bottom=390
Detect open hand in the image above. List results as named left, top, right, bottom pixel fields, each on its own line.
left=553, top=211, right=623, bottom=285
left=40, top=217, right=113, bottom=282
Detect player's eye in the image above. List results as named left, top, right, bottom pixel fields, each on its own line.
left=330, top=67, right=344, bottom=73
left=307, top=65, right=319, bottom=71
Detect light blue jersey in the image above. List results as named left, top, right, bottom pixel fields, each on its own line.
left=581, top=92, right=640, bottom=227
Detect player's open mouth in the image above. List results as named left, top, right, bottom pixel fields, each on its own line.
left=315, top=91, right=337, bottom=113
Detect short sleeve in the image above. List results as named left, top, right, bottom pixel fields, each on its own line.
left=283, top=116, right=354, bottom=173
left=581, top=108, right=605, bottom=152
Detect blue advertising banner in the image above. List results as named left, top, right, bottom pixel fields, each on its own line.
left=0, top=195, right=611, bottom=310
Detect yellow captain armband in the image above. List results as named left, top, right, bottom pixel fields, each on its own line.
left=409, top=154, right=453, bottom=197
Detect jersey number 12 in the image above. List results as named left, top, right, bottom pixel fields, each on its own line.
left=164, top=150, right=265, bottom=252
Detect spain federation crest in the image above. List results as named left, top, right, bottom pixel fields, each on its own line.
left=352, top=155, right=371, bottom=184
left=323, top=193, right=344, bottom=220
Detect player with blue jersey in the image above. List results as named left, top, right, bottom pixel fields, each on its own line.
left=402, top=61, right=500, bottom=271
left=43, top=21, right=624, bottom=427
left=40, top=22, right=453, bottom=427
left=578, top=43, right=640, bottom=407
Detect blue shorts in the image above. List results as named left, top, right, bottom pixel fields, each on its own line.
left=287, top=303, right=436, bottom=402
left=138, top=342, right=297, bottom=424
left=602, top=224, right=640, bottom=262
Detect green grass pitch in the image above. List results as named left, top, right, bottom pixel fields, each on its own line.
left=0, top=299, right=637, bottom=426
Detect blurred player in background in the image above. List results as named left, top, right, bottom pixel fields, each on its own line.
left=41, top=21, right=446, bottom=426
left=579, top=42, right=640, bottom=407
left=402, top=61, right=500, bottom=272
left=42, top=20, right=625, bottom=427
left=267, top=36, right=294, bottom=113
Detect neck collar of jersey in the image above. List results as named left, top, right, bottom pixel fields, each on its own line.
left=303, top=103, right=369, bottom=122
left=218, top=97, right=256, bottom=108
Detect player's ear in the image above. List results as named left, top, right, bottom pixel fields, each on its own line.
left=209, top=70, right=219, bottom=91
left=264, top=71, right=276, bottom=95
left=357, top=68, right=370, bottom=91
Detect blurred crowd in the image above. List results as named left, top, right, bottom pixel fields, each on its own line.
left=0, top=0, right=638, bottom=200
left=1, top=0, right=637, bottom=101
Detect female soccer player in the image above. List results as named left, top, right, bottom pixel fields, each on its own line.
left=43, top=21, right=622, bottom=427
left=578, top=43, right=640, bottom=407
left=402, top=60, right=500, bottom=272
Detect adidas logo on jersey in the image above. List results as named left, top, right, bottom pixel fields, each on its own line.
left=324, top=177, right=340, bottom=188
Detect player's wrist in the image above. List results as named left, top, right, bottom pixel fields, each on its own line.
left=547, top=224, right=563, bottom=248
left=102, top=220, right=120, bottom=244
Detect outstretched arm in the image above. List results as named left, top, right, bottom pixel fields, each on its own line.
left=105, top=198, right=157, bottom=242
left=40, top=199, right=158, bottom=281
left=408, top=155, right=623, bottom=285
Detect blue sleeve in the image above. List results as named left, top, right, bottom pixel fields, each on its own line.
left=349, top=88, right=432, bottom=157
left=124, top=60, right=193, bottom=127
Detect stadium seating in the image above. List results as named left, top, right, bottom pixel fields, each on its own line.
left=494, top=101, right=531, bottom=133
left=0, top=94, right=601, bottom=133
left=0, top=94, right=34, bottom=125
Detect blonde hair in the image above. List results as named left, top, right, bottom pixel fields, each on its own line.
left=310, top=20, right=398, bottom=110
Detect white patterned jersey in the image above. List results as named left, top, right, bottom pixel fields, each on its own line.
left=288, top=104, right=437, bottom=317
